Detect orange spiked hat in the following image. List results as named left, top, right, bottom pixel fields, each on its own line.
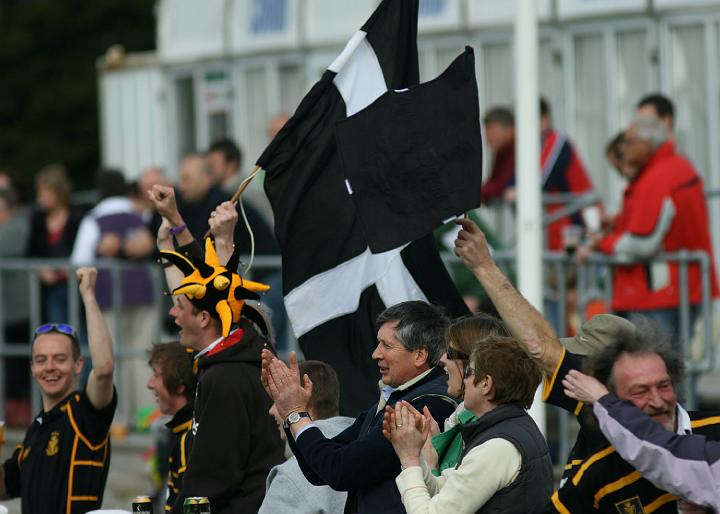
left=160, top=238, right=270, bottom=337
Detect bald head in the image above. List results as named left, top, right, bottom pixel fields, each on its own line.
left=179, top=154, right=213, bottom=202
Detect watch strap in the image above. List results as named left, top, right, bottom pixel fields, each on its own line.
left=283, top=411, right=311, bottom=430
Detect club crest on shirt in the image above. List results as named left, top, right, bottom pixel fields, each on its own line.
left=46, top=431, right=60, bottom=456
left=615, top=496, right=644, bottom=514
left=192, top=419, right=199, bottom=435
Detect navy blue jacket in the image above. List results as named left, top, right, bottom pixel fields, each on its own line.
left=287, top=366, right=457, bottom=513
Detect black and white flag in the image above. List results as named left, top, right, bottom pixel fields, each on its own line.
left=258, top=0, right=469, bottom=414
left=336, top=47, right=483, bottom=253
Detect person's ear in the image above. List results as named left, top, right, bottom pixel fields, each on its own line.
left=199, top=310, right=212, bottom=328
left=482, top=374, right=495, bottom=399
left=414, top=348, right=429, bottom=367
left=74, top=356, right=85, bottom=376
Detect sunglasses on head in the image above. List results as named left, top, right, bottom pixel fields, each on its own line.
left=446, top=346, right=470, bottom=361
left=34, top=323, right=78, bottom=340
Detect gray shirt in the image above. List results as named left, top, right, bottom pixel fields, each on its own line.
left=259, top=416, right=354, bottom=514
left=0, top=207, right=30, bottom=325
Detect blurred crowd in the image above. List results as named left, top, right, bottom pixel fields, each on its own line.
left=0, top=134, right=286, bottom=430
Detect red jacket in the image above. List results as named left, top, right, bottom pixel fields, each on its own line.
left=541, top=130, right=596, bottom=251
left=480, top=139, right=515, bottom=204
left=597, top=141, right=719, bottom=311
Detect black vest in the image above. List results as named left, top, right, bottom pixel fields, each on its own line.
left=457, top=403, right=553, bottom=514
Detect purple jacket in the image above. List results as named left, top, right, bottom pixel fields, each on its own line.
left=594, top=394, right=720, bottom=510
left=70, top=197, right=153, bottom=309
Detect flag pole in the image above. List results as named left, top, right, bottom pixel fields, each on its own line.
left=514, top=0, right=545, bottom=433
left=203, top=164, right=262, bottom=239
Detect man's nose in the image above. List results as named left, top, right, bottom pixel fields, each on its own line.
left=648, top=387, right=665, bottom=408
left=371, top=343, right=382, bottom=360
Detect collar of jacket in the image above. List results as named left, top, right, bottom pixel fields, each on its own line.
left=458, top=403, right=527, bottom=443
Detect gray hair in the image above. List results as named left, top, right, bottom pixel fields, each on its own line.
left=584, top=316, right=684, bottom=396
left=632, top=113, right=669, bottom=150
left=376, top=301, right=449, bottom=367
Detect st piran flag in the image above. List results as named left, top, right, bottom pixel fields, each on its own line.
left=257, top=0, right=469, bottom=415
left=336, top=47, right=483, bottom=253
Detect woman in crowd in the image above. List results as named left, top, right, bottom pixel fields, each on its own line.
left=26, top=164, right=85, bottom=322
left=427, top=314, right=510, bottom=474
left=384, top=336, right=552, bottom=513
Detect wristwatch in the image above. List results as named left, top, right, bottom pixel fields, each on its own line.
left=283, top=411, right=311, bottom=430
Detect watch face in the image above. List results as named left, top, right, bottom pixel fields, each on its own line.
left=288, top=412, right=301, bottom=423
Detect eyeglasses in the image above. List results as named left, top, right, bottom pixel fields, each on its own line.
left=446, top=346, right=470, bottom=361
left=464, top=363, right=476, bottom=379
left=34, top=323, right=78, bottom=340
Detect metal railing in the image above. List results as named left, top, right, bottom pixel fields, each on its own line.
left=442, top=248, right=715, bottom=462
left=0, top=255, right=285, bottom=427
left=0, top=249, right=715, bottom=460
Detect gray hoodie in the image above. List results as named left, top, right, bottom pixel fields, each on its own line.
left=259, top=416, right=355, bottom=514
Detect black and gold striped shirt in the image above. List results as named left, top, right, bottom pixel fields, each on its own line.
left=165, top=403, right=193, bottom=511
left=2, top=387, right=116, bottom=514
left=545, top=350, right=720, bottom=513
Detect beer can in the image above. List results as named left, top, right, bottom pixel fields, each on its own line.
left=131, top=495, right=153, bottom=513
left=184, top=496, right=210, bottom=513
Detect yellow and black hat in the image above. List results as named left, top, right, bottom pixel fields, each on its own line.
left=160, top=238, right=270, bottom=337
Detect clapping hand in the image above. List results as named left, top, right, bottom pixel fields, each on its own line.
left=383, top=401, right=430, bottom=470
left=262, top=351, right=312, bottom=420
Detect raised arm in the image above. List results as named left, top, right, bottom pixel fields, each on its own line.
left=157, top=217, right=185, bottom=293
left=148, top=185, right=194, bottom=248
left=454, top=218, right=563, bottom=375
left=208, top=201, right=238, bottom=265
left=78, top=267, right=115, bottom=409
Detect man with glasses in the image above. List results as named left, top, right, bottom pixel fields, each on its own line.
left=0, top=267, right=116, bottom=514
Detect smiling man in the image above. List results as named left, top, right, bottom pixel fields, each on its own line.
left=0, top=267, right=116, bottom=514
left=262, top=301, right=457, bottom=514
left=453, top=217, right=720, bottom=513
left=146, top=341, right=196, bottom=511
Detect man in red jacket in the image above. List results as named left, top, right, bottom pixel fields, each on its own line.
left=580, top=113, right=718, bottom=349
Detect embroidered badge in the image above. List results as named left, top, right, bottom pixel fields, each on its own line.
left=615, top=496, right=645, bottom=514
left=192, top=419, right=199, bottom=435
left=45, top=431, right=60, bottom=456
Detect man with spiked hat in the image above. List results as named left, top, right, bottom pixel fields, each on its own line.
left=158, top=198, right=284, bottom=513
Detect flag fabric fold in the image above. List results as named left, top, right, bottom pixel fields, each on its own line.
left=258, top=0, right=469, bottom=414
left=335, top=46, right=483, bottom=253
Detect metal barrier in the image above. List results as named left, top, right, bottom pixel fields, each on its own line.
left=442, top=248, right=715, bottom=461
left=492, top=249, right=715, bottom=379
left=0, top=249, right=714, bottom=461
left=0, top=255, right=285, bottom=427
